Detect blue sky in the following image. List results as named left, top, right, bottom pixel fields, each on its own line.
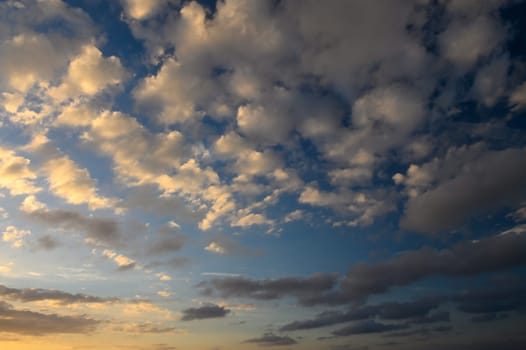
left=0, top=0, right=526, bottom=349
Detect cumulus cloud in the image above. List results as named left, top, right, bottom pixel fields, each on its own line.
left=102, top=249, right=136, bottom=270
left=42, top=155, right=119, bottom=210
left=440, top=15, right=504, bottom=67
left=180, top=303, right=230, bottom=321
left=48, top=45, right=126, bottom=101
left=0, top=146, right=39, bottom=195
left=2, top=225, right=30, bottom=248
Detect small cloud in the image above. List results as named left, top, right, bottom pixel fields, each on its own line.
left=180, top=303, right=230, bottom=321
left=157, top=290, right=172, bottom=298
left=205, top=241, right=226, bottom=255
left=157, top=273, right=172, bottom=281
left=102, top=249, right=136, bottom=270
left=284, top=210, right=304, bottom=223
left=2, top=225, right=30, bottom=248
left=243, top=332, right=297, bottom=347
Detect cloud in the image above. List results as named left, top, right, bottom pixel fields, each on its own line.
left=340, top=225, right=526, bottom=301
left=120, top=0, right=173, bottom=20
left=0, top=284, right=114, bottom=304
left=0, top=0, right=95, bottom=93
left=34, top=235, right=60, bottom=250
left=332, top=320, right=408, bottom=336
left=280, top=298, right=442, bottom=332
left=180, top=303, right=230, bottom=321
left=0, top=300, right=99, bottom=335
left=2, top=225, right=30, bottom=248
left=42, top=155, right=119, bottom=210
left=26, top=208, right=121, bottom=245
left=0, top=146, right=39, bottom=195
left=440, top=15, right=504, bottom=67
left=48, top=44, right=126, bottom=101
left=400, top=147, right=526, bottom=233
left=198, top=273, right=338, bottom=305
left=243, top=333, right=297, bottom=347
left=102, top=249, right=136, bottom=270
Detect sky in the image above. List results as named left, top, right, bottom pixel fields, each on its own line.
left=0, top=0, right=526, bottom=349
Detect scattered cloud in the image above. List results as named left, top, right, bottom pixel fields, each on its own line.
left=180, top=303, right=230, bottom=321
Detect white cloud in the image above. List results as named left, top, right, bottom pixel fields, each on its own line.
left=205, top=242, right=226, bottom=255
left=0, top=146, right=40, bottom=195
left=49, top=45, right=126, bottom=101
left=2, top=225, right=31, bottom=248
left=232, top=213, right=274, bottom=228
left=20, top=195, right=46, bottom=213
left=42, top=155, right=119, bottom=210
left=284, top=210, right=304, bottom=223
left=102, top=249, right=136, bottom=269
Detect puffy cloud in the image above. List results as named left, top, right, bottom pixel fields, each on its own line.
left=20, top=195, right=46, bottom=213
left=48, top=45, right=126, bottom=101
left=510, top=82, right=526, bottom=110
left=0, top=0, right=95, bottom=94
left=0, top=146, right=39, bottom=195
left=440, top=16, right=504, bottom=67
left=120, top=0, right=172, bottom=20
left=232, top=213, right=274, bottom=228
left=2, top=225, right=30, bottom=248
left=102, top=249, right=136, bottom=270
left=284, top=210, right=304, bottom=223
left=42, top=155, right=119, bottom=210
left=204, top=242, right=225, bottom=255
left=180, top=303, right=230, bottom=321
left=204, top=235, right=253, bottom=256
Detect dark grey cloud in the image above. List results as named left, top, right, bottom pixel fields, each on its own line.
left=411, top=311, right=450, bottom=324
left=197, top=273, right=338, bottom=305
left=453, top=284, right=526, bottom=315
left=280, top=298, right=442, bottom=332
left=340, top=228, right=526, bottom=301
left=146, top=256, right=191, bottom=269
left=0, top=284, right=115, bottom=304
left=401, top=148, right=526, bottom=233
left=200, top=227, right=526, bottom=307
left=0, top=301, right=99, bottom=335
left=243, top=333, right=297, bottom=347
left=383, top=325, right=452, bottom=339
left=125, top=186, right=202, bottom=224
left=180, top=304, right=230, bottom=321
left=147, top=236, right=186, bottom=255
left=471, top=313, right=508, bottom=323
left=26, top=209, right=121, bottom=245
left=332, top=320, right=408, bottom=336
left=35, top=234, right=60, bottom=250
